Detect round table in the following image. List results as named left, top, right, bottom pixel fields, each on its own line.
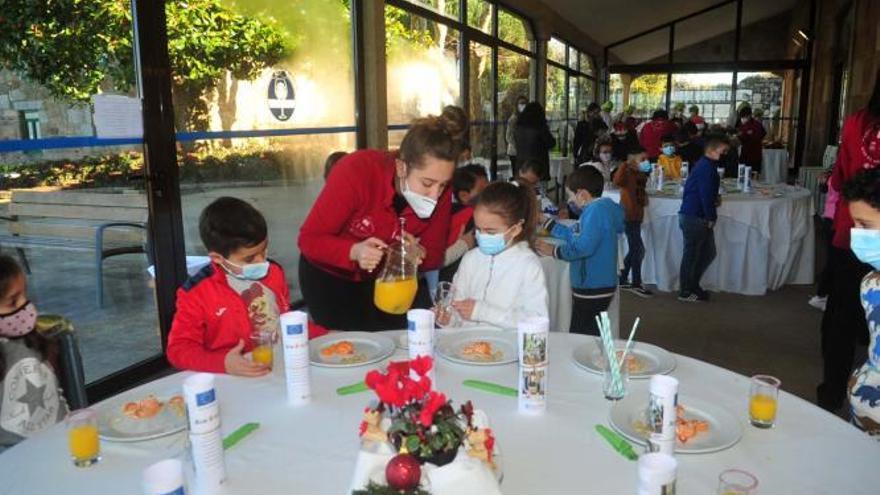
left=3, top=333, right=875, bottom=494
left=761, top=149, right=789, bottom=185
left=606, top=181, right=815, bottom=295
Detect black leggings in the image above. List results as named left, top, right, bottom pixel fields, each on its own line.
left=298, top=256, right=430, bottom=331
left=818, top=246, right=871, bottom=410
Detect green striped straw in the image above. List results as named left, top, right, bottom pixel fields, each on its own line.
left=596, top=312, right=624, bottom=396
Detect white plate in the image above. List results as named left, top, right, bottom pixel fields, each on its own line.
left=572, top=339, right=676, bottom=379
left=385, top=329, right=409, bottom=350
left=609, top=394, right=743, bottom=454
left=96, top=387, right=186, bottom=442
left=310, top=332, right=395, bottom=368
left=436, top=330, right=517, bottom=366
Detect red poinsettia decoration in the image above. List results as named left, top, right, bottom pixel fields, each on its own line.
left=362, top=356, right=467, bottom=465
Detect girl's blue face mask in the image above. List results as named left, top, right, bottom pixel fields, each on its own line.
left=475, top=223, right=518, bottom=256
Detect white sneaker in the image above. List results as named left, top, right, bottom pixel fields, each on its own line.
left=808, top=295, right=827, bottom=311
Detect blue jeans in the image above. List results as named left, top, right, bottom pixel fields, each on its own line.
left=621, top=221, right=644, bottom=285
left=678, top=214, right=716, bottom=295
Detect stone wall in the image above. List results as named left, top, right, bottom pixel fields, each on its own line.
left=0, top=69, right=100, bottom=164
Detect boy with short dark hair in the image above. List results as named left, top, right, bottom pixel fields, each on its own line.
left=536, top=166, right=625, bottom=335
left=677, top=134, right=729, bottom=302
left=657, top=134, right=682, bottom=180
left=167, top=197, right=291, bottom=376
left=441, top=165, right=489, bottom=281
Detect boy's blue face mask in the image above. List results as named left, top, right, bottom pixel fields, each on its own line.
left=662, top=145, right=676, bottom=156
left=638, top=160, right=653, bottom=173
left=224, top=259, right=270, bottom=280
left=851, top=228, right=880, bottom=270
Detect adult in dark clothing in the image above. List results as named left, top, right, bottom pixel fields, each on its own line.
left=676, top=122, right=704, bottom=166
left=572, top=102, right=608, bottom=165
left=737, top=106, right=767, bottom=173
left=611, top=121, right=640, bottom=162
left=817, top=72, right=880, bottom=411
left=514, top=102, right=556, bottom=180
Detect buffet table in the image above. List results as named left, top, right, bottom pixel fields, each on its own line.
left=2, top=332, right=875, bottom=494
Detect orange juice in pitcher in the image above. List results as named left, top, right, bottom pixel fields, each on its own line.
left=374, top=218, right=419, bottom=314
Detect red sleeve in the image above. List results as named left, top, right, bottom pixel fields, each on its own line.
left=297, top=156, right=363, bottom=272
left=418, top=189, right=453, bottom=271
left=274, top=263, right=291, bottom=312
left=830, top=115, right=856, bottom=191
left=166, top=288, right=227, bottom=373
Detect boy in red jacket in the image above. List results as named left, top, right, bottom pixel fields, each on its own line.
left=167, top=197, right=291, bottom=376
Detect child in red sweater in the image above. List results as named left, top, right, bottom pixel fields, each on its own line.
left=167, top=197, right=298, bottom=376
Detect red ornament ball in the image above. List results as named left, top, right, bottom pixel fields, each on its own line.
left=385, top=453, right=422, bottom=491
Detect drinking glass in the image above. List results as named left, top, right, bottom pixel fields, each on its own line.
left=717, top=469, right=758, bottom=495
left=251, top=330, right=274, bottom=368
left=601, top=345, right=629, bottom=401
left=67, top=408, right=101, bottom=467
left=433, top=281, right=460, bottom=328
left=749, top=375, right=780, bottom=428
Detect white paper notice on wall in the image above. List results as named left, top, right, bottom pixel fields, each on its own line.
left=92, top=94, right=143, bottom=138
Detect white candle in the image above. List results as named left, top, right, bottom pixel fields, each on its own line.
left=142, top=459, right=186, bottom=495
left=637, top=453, right=677, bottom=495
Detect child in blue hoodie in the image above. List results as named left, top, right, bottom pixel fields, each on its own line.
left=537, top=166, right=625, bottom=335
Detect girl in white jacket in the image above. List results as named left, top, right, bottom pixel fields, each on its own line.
left=447, top=180, right=549, bottom=329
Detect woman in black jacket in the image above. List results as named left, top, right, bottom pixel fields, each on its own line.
left=514, top=102, right=556, bottom=180
left=572, top=102, right=608, bottom=165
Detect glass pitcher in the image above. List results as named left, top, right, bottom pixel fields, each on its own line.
left=373, top=219, right=419, bottom=315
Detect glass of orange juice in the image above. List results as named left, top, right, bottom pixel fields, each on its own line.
left=717, top=469, right=758, bottom=495
left=749, top=375, right=780, bottom=428
left=251, top=331, right=274, bottom=368
left=67, top=408, right=101, bottom=467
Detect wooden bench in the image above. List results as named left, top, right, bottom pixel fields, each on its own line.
left=0, top=188, right=150, bottom=308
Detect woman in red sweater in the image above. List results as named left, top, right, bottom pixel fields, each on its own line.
left=818, top=72, right=880, bottom=411
left=298, top=112, right=467, bottom=331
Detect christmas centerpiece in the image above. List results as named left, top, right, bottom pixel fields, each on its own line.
left=349, top=356, right=501, bottom=495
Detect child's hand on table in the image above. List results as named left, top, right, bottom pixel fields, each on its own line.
left=452, top=299, right=476, bottom=320
left=535, top=240, right=555, bottom=257
left=225, top=339, right=270, bottom=377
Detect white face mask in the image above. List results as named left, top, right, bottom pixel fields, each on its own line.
left=401, top=173, right=438, bottom=219
left=599, top=152, right=612, bottom=163
left=741, top=117, right=750, bottom=124
left=517, top=103, right=526, bottom=113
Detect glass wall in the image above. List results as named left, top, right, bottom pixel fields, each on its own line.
left=469, top=41, right=494, bottom=162
left=169, top=0, right=357, bottom=304
left=498, top=47, right=534, bottom=163
left=546, top=37, right=598, bottom=157
left=671, top=73, right=734, bottom=125
left=629, top=74, right=668, bottom=118
left=0, top=0, right=160, bottom=383
left=386, top=5, right=462, bottom=147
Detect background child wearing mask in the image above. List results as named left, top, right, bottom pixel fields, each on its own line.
left=614, top=146, right=653, bottom=298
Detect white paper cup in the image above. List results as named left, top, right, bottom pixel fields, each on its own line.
left=638, top=452, right=677, bottom=488
left=182, top=373, right=219, bottom=435
left=407, top=309, right=434, bottom=330
left=142, top=459, right=185, bottom=495
left=649, top=375, right=678, bottom=396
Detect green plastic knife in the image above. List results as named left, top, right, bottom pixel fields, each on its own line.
left=223, top=422, right=260, bottom=450
left=336, top=381, right=369, bottom=396
left=595, top=424, right=638, bottom=461
left=462, top=379, right=518, bottom=397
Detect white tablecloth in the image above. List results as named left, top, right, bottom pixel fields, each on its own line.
left=538, top=254, right=619, bottom=337
left=761, top=149, right=789, bottom=185
left=3, top=333, right=876, bottom=494
left=606, top=183, right=815, bottom=295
